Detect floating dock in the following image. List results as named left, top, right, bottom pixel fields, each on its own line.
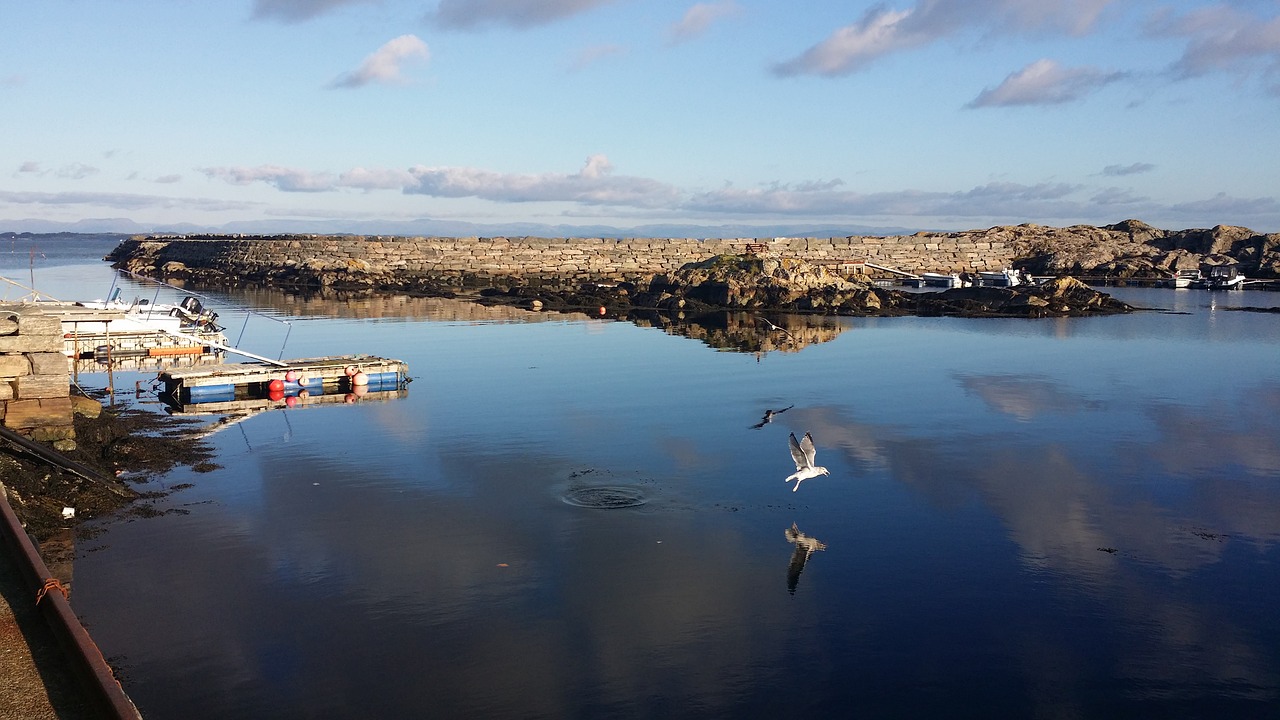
left=159, top=354, right=409, bottom=408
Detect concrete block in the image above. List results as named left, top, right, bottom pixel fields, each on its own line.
left=0, top=354, right=30, bottom=377
left=17, top=313, right=61, bottom=336
left=16, top=373, right=70, bottom=399
left=0, top=334, right=63, bottom=353
left=3, top=397, right=73, bottom=429
left=28, top=352, right=69, bottom=375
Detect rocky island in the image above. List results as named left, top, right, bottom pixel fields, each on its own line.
left=106, top=219, right=1280, bottom=318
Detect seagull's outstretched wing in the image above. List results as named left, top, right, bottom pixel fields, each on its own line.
left=799, top=432, right=818, bottom=468
left=789, top=432, right=809, bottom=471
left=756, top=315, right=796, bottom=339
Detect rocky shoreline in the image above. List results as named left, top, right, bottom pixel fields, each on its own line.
left=103, top=219, right=1279, bottom=319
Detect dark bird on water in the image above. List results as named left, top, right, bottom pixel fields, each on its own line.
left=750, top=404, right=794, bottom=429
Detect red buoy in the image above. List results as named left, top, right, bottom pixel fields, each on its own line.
left=268, top=379, right=285, bottom=393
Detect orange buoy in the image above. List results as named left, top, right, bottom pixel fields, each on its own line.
left=298, top=389, right=310, bottom=399
left=268, top=379, right=285, bottom=393
left=268, top=388, right=285, bottom=402
left=352, top=371, right=369, bottom=387
left=344, top=365, right=357, bottom=377
left=285, top=396, right=298, bottom=408
left=284, top=370, right=298, bottom=382
left=599, top=306, right=606, bottom=315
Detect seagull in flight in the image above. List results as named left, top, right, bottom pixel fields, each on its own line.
left=750, top=404, right=794, bottom=429
left=785, top=432, right=830, bottom=492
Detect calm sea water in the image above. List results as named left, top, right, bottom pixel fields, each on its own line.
left=5, top=242, right=1280, bottom=719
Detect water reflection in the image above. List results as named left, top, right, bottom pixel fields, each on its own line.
left=955, top=373, right=1101, bottom=420
left=629, top=310, right=845, bottom=355
left=784, top=523, right=826, bottom=594
left=211, top=285, right=851, bottom=356
left=55, top=273, right=1280, bottom=718
left=749, top=405, right=793, bottom=429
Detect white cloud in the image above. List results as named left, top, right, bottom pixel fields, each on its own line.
left=330, top=35, right=430, bottom=89
left=154, top=174, right=183, bottom=184
left=56, top=163, right=100, bottom=180
left=405, top=155, right=681, bottom=207
left=1168, top=192, right=1280, bottom=219
left=18, top=161, right=41, bottom=174
left=667, top=2, right=741, bottom=45
left=773, top=7, right=922, bottom=77
left=199, top=165, right=338, bottom=192
left=968, top=59, right=1124, bottom=107
left=1150, top=5, right=1280, bottom=83
left=568, top=44, right=626, bottom=72
left=251, top=0, right=376, bottom=23
left=1102, top=163, right=1155, bottom=177
left=1091, top=187, right=1150, bottom=206
left=684, top=180, right=1085, bottom=219
left=339, top=167, right=419, bottom=190
left=774, top=0, right=1116, bottom=77
left=187, top=156, right=1279, bottom=229
left=429, top=0, right=618, bottom=30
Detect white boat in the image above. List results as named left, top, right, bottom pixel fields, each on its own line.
left=977, top=268, right=1033, bottom=287
left=34, top=291, right=227, bottom=358
left=1162, top=269, right=1199, bottom=289
left=1192, top=264, right=1245, bottom=290
left=920, top=272, right=965, bottom=288
left=69, top=294, right=223, bottom=334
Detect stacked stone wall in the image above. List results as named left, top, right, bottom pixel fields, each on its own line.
left=124, top=233, right=1021, bottom=285
left=0, top=306, right=75, bottom=449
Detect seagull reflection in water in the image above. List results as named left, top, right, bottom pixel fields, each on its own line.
left=750, top=404, right=794, bottom=429
left=785, top=523, right=827, bottom=594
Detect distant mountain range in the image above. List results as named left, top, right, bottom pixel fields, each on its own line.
left=0, top=216, right=920, bottom=239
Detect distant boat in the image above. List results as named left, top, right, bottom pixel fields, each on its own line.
left=920, top=272, right=965, bottom=288
left=977, top=268, right=1033, bottom=287
left=1192, top=263, right=1245, bottom=290
left=1162, top=269, right=1199, bottom=289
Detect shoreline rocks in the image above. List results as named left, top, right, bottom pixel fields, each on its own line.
left=104, top=218, right=1280, bottom=317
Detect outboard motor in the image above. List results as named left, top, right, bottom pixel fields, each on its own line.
left=180, top=296, right=204, bottom=315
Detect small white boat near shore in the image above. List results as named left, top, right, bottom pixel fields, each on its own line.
left=977, top=268, right=1034, bottom=287
left=1192, top=264, right=1245, bottom=290
left=921, top=272, right=966, bottom=288
left=1162, top=269, right=1199, bottom=289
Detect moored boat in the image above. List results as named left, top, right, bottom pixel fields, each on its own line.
left=977, top=268, right=1034, bottom=287
left=921, top=272, right=965, bottom=288
left=1192, top=263, right=1245, bottom=290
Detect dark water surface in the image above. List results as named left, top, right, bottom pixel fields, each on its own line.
left=5, top=246, right=1280, bottom=718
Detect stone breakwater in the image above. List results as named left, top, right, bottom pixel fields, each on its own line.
left=108, top=219, right=1280, bottom=291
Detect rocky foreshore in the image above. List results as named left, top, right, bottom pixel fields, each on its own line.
left=105, top=218, right=1280, bottom=317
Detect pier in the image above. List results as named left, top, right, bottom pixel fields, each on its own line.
left=159, top=354, right=409, bottom=408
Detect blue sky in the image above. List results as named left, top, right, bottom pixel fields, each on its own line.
left=2, top=0, right=1278, bottom=235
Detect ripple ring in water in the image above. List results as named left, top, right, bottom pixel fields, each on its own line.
left=562, top=486, right=647, bottom=509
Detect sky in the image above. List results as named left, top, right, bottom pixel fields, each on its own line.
left=2, top=0, right=1279, bottom=236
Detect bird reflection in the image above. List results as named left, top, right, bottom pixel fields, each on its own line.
left=785, top=523, right=827, bottom=593
left=750, top=404, right=794, bottom=429
left=755, top=315, right=795, bottom=340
